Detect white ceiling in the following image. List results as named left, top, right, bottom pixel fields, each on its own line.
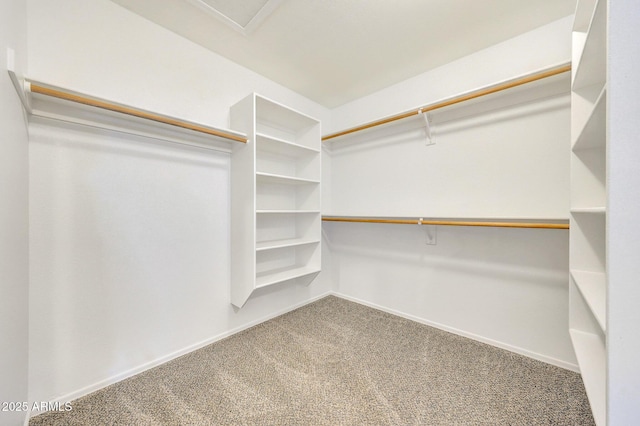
left=110, top=0, right=576, bottom=108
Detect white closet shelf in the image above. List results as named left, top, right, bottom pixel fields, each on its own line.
left=256, top=238, right=320, bottom=251
left=569, top=329, right=606, bottom=426
left=256, top=172, right=320, bottom=185
left=322, top=216, right=570, bottom=229
left=256, top=132, right=320, bottom=155
left=572, top=86, right=606, bottom=150
left=572, top=0, right=606, bottom=90
left=256, top=266, right=321, bottom=289
left=570, top=207, right=606, bottom=215
left=322, top=63, right=571, bottom=142
left=8, top=72, right=248, bottom=151
left=571, top=270, right=606, bottom=332
left=256, top=96, right=319, bottom=133
left=257, top=210, right=320, bottom=214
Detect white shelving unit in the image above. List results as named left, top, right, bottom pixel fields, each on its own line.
left=570, top=0, right=607, bottom=424
left=230, top=93, right=321, bottom=308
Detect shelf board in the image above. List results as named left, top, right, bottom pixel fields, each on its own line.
left=256, top=172, right=320, bottom=185
left=256, top=95, right=319, bottom=133
left=256, top=265, right=321, bottom=288
left=569, top=329, right=606, bottom=426
left=256, top=132, right=320, bottom=156
left=571, top=207, right=606, bottom=215
left=322, top=63, right=571, bottom=142
left=572, top=0, right=606, bottom=91
left=572, top=86, right=606, bottom=151
left=27, top=80, right=247, bottom=147
left=257, top=210, right=321, bottom=214
left=322, top=216, right=570, bottom=229
left=571, top=269, right=606, bottom=332
left=256, top=238, right=320, bottom=251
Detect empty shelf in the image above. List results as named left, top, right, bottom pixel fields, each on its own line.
left=257, top=210, right=320, bottom=214
left=256, top=265, right=321, bottom=288
left=572, top=86, right=606, bottom=151
left=27, top=81, right=247, bottom=144
left=571, top=207, right=606, bottom=215
left=256, top=96, right=319, bottom=133
left=569, top=329, right=606, bottom=426
left=256, top=172, right=320, bottom=185
left=256, top=238, right=320, bottom=251
left=257, top=132, right=320, bottom=156
left=571, top=269, right=606, bottom=332
left=322, top=216, right=570, bottom=229
left=572, top=0, right=606, bottom=90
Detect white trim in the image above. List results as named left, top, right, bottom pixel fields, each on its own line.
left=31, top=291, right=332, bottom=417
left=330, top=292, right=580, bottom=373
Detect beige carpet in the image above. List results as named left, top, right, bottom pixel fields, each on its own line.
left=30, top=295, right=594, bottom=425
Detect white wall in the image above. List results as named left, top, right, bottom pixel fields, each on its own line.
left=329, top=16, right=573, bottom=133
left=326, top=91, right=570, bottom=218
left=325, top=17, right=577, bottom=369
left=0, top=0, right=29, bottom=425
left=608, top=1, right=640, bottom=423
left=27, top=0, right=332, bottom=404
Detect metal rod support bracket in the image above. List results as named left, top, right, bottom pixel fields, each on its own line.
left=418, top=218, right=437, bottom=245
left=418, top=108, right=435, bottom=146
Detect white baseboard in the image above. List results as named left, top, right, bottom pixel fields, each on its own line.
left=330, top=291, right=580, bottom=373
left=35, top=291, right=332, bottom=416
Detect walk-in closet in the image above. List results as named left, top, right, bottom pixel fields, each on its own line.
left=1, top=0, right=639, bottom=425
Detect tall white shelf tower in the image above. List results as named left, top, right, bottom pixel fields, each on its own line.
left=229, top=94, right=322, bottom=308
left=569, top=0, right=608, bottom=424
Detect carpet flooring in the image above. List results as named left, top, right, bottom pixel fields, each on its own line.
left=30, top=296, right=594, bottom=425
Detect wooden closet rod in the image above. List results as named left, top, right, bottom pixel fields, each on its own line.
left=322, top=216, right=569, bottom=230
left=322, top=63, right=571, bottom=142
left=28, top=83, right=248, bottom=143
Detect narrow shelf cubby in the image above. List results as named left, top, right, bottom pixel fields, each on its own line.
left=570, top=212, right=606, bottom=274
left=572, top=0, right=606, bottom=91
left=256, top=133, right=320, bottom=181
left=572, top=85, right=606, bottom=151
left=570, top=269, right=606, bottom=332
left=256, top=212, right=320, bottom=250
left=571, top=147, right=606, bottom=210
left=256, top=178, right=320, bottom=211
left=255, top=243, right=321, bottom=289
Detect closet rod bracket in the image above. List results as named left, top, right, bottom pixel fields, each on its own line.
left=418, top=218, right=437, bottom=245
left=418, top=108, right=435, bottom=146
left=7, top=50, right=32, bottom=113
